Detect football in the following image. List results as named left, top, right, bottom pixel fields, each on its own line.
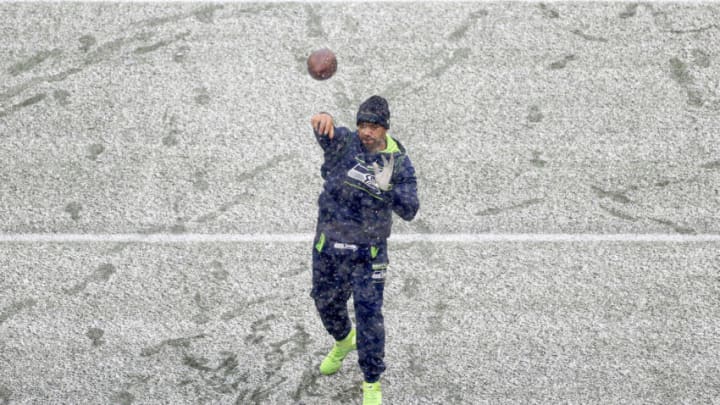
left=307, top=48, right=337, bottom=80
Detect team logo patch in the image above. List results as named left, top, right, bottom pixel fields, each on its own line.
left=371, top=263, right=387, bottom=283
left=347, top=163, right=381, bottom=195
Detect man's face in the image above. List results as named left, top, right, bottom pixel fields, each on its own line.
left=357, top=122, right=387, bottom=152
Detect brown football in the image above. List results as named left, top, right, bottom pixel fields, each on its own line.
left=307, top=48, right=337, bottom=80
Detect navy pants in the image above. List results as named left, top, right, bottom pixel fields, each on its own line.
left=311, top=233, right=388, bottom=383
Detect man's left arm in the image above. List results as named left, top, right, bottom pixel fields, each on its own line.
left=389, top=156, right=419, bottom=221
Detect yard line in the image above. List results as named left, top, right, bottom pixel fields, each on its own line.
left=0, top=233, right=719, bottom=243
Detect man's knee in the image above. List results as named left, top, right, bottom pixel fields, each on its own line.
left=312, top=288, right=350, bottom=310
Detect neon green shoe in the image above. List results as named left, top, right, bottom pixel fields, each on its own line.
left=362, top=381, right=382, bottom=405
left=319, top=328, right=356, bottom=375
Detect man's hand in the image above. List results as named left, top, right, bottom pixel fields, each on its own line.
left=372, top=154, right=394, bottom=191
left=311, top=113, right=334, bottom=139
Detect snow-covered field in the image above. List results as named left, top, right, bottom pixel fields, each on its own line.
left=1, top=3, right=719, bottom=404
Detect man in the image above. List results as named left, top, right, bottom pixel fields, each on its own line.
left=309, top=95, right=419, bottom=405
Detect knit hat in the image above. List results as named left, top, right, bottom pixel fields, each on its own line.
left=356, top=95, right=390, bottom=129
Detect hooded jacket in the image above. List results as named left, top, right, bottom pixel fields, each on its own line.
left=314, top=125, right=419, bottom=245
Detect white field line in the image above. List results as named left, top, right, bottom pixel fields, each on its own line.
left=0, top=233, right=719, bottom=243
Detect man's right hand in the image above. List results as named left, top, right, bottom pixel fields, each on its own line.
left=311, top=113, right=334, bottom=139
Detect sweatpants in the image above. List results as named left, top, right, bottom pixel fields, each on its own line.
left=310, top=232, right=388, bottom=383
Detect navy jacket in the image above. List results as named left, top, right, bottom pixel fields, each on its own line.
left=314, top=126, right=419, bottom=244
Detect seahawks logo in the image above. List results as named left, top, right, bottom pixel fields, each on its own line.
left=346, top=163, right=381, bottom=194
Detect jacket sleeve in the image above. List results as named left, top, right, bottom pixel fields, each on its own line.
left=315, top=126, right=349, bottom=153
left=315, top=126, right=351, bottom=180
left=390, top=155, right=419, bottom=221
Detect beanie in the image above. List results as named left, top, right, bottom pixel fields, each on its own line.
left=356, top=95, right=390, bottom=129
